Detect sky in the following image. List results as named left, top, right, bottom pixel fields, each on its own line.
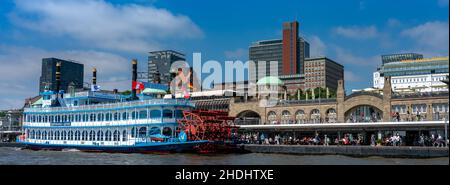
left=0, top=0, right=449, bottom=109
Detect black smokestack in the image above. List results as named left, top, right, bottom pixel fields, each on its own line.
left=55, top=62, right=61, bottom=93
left=92, top=67, right=97, bottom=85
left=131, top=59, right=137, bottom=100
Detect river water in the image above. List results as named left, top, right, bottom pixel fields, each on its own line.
left=0, top=147, right=447, bottom=165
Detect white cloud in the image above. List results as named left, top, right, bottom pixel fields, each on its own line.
left=9, top=0, right=203, bottom=53
left=224, top=48, right=247, bottom=60
left=307, top=35, right=326, bottom=57
left=401, top=21, right=449, bottom=55
left=0, top=45, right=132, bottom=109
left=333, top=25, right=378, bottom=40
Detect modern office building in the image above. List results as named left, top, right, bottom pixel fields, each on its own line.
left=249, top=21, right=310, bottom=81
left=373, top=56, right=449, bottom=92
left=381, top=53, right=423, bottom=65
left=304, top=57, right=344, bottom=91
left=39, top=58, right=84, bottom=93
left=249, top=39, right=283, bottom=81
left=148, top=50, right=186, bottom=85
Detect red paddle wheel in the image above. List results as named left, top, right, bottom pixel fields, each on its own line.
left=177, top=109, right=239, bottom=153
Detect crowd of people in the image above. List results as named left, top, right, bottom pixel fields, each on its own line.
left=238, top=133, right=366, bottom=146
left=416, top=134, right=446, bottom=147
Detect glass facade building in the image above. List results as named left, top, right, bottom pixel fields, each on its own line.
left=39, top=58, right=84, bottom=93
left=373, top=56, right=449, bottom=92
left=148, top=50, right=186, bottom=85
left=249, top=21, right=310, bottom=81
left=381, top=53, right=423, bottom=65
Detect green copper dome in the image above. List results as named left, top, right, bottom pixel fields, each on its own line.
left=257, top=76, right=284, bottom=86
left=142, top=88, right=167, bottom=94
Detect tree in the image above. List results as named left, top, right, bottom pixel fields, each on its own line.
left=120, top=90, right=131, bottom=95
left=0, top=111, right=5, bottom=118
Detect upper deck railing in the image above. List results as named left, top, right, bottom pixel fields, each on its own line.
left=24, top=99, right=195, bottom=113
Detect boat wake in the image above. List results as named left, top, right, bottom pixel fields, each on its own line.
left=62, top=148, right=81, bottom=152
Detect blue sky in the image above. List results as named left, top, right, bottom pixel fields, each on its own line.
left=0, top=0, right=448, bottom=109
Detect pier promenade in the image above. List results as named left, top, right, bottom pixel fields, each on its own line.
left=240, top=144, right=449, bottom=158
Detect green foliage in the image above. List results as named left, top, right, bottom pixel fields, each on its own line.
left=291, top=87, right=337, bottom=100
left=0, top=111, right=5, bottom=118
left=120, top=90, right=131, bottom=95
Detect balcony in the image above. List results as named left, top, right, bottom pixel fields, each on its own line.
left=24, top=99, right=195, bottom=113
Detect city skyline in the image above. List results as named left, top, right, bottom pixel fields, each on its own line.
left=0, top=0, right=449, bottom=109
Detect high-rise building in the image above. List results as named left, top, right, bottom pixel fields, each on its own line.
left=148, top=50, right=186, bottom=85
left=304, top=57, right=344, bottom=91
left=249, top=39, right=283, bottom=81
left=373, top=56, right=449, bottom=92
left=282, top=21, right=310, bottom=75
left=381, top=53, right=423, bottom=65
left=249, top=21, right=310, bottom=81
left=39, top=58, right=84, bottom=93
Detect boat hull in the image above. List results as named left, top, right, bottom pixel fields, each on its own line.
left=20, top=141, right=210, bottom=153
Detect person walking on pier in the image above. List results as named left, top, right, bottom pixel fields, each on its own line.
left=324, top=134, right=329, bottom=146
left=371, top=134, right=376, bottom=146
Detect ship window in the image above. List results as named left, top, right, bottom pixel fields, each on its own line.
left=62, top=131, right=67, bottom=140
left=82, top=114, right=88, bottom=122
left=131, top=111, right=137, bottom=120
left=38, top=115, right=42, bottom=123
left=105, top=131, right=112, bottom=141
left=122, top=130, right=127, bottom=141
left=114, top=112, right=119, bottom=121
left=82, top=131, right=88, bottom=140
left=49, top=131, right=54, bottom=140
left=138, top=127, right=147, bottom=137
left=163, top=109, right=173, bottom=118
left=89, top=131, right=95, bottom=141
left=113, top=130, right=119, bottom=141
left=148, top=127, right=160, bottom=136
left=90, top=114, right=96, bottom=122
left=97, top=113, right=103, bottom=121
left=106, top=113, right=112, bottom=121
left=68, top=131, right=74, bottom=140
left=122, top=112, right=128, bottom=120
left=44, top=116, right=48, bottom=123
left=42, top=131, right=47, bottom=140
left=63, top=115, right=68, bottom=122
left=131, top=127, right=136, bottom=137
left=36, top=130, right=41, bottom=139
left=75, top=130, right=80, bottom=141
left=97, top=131, right=104, bottom=141
left=150, top=110, right=161, bottom=119
left=162, top=127, right=172, bottom=137
left=139, top=110, right=147, bottom=119
left=55, top=131, right=60, bottom=140
left=30, top=130, right=35, bottom=139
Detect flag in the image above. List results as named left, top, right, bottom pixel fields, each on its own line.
left=132, top=81, right=145, bottom=91
left=91, top=85, right=101, bottom=92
